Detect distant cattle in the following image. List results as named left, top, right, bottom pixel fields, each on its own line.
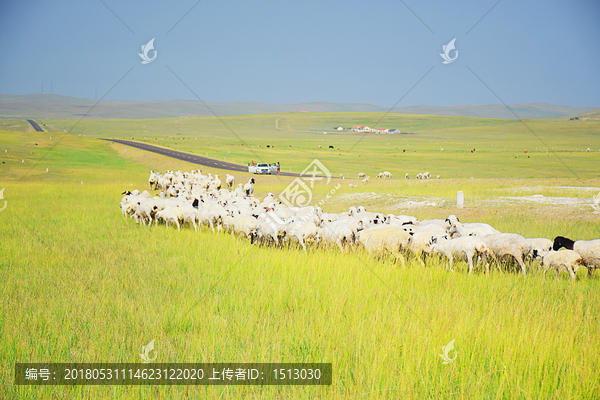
left=329, top=145, right=334, bottom=149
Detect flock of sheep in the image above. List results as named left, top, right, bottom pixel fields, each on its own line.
left=118, top=170, right=600, bottom=280
left=354, top=171, right=438, bottom=184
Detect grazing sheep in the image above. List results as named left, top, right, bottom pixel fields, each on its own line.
left=156, top=208, right=181, bottom=231
left=414, top=223, right=447, bottom=235
left=541, top=250, right=583, bottom=280
left=225, top=174, right=235, bottom=189
left=148, top=170, right=160, bottom=190
left=232, top=215, right=260, bottom=239
left=358, top=172, right=366, bottom=178
left=481, top=233, right=531, bottom=276
left=419, top=219, right=451, bottom=232
left=408, top=232, right=448, bottom=262
left=553, top=236, right=600, bottom=276
left=319, top=222, right=356, bottom=251
left=361, top=176, right=370, bottom=185
left=358, top=226, right=412, bottom=263
left=405, top=173, right=409, bottom=179
left=430, top=235, right=489, bottom=274
left=286, top=220, right=319, bottom=250
left=382, top=171, right=393, bottom=179
left=447, top=215, right=500, bottom=238
left=244, top=178, right=256, bottom=197
left=527, top=238, right=553, bottom=260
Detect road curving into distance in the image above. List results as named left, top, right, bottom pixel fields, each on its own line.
left=103, top=138, right=304, bottom=177
left=27, top=119, right=44, bottom=132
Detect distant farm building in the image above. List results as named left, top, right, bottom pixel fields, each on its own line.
left=351, top=125, right=401, bottom=134
left=351, top=125, right=371, bottom=132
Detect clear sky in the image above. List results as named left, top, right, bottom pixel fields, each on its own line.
left=1, top=0, right=598, bottom=107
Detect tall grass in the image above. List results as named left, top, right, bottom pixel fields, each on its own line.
left=1, top=181, right=599, bottom=398
left=1, top=124, right=599, bottom=398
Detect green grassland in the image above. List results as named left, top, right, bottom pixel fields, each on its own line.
left=38, top=112, right=600, bottom=180
left=1, top=113, right=600, bottom=398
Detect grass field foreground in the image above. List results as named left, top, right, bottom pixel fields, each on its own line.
left=1, top=120, right=600, bottom=398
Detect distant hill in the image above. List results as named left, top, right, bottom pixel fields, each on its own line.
left=552, top=109, right=600, bottom=121
left=0, top=93, right=598, bottom=120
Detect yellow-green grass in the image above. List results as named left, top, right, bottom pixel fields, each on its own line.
left=1, top=123, right=600, bottom=398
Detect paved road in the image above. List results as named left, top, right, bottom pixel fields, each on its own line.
left=27, top=119, right=44, bottom=132
left=103, top=139, right=304, bottom=177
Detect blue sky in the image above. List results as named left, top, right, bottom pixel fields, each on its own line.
left=0, top=0, right=598, bottom=106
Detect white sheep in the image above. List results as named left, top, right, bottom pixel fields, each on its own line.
left=553, top=236, right=600, bottom=276
left=358, top=172, right=366, bottom=178
left=408, top=232, right=448, bottom=262
left=156, top=208, right=181, bottom=231
left=527, top=238, right=553, bottom=260
left=361, top=176, right=370, bottom=185
left=447, top=215, right=500, bottom=238
left=225, top=174, right=235, bottom=189
left=286, top=220, right=319, bottom=250
left=405, top=173, right=409, bottom=179
left=358, top=226, right=412, bottom=264
left=481, top=233, right=531, bottom=276
left=382, top=171, right=393, bottom=179
left=430, top=235, right=489, bottom=274
left=244, top=178, right=255, bottom=197
left=232, top=215, right=259, bottom=239
left=319, top=222, right=355, bottom=251
left=541, top=250, right=583, bottom=280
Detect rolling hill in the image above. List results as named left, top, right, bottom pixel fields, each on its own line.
left=0, top=93, right=598, bottom=120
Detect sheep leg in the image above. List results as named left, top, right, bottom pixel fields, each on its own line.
left=395, top=252, right=406, bottom=267
left=447, top=255, right=454, bottom=272
left=517, top=256, right=527, bottom=276
left=491, top=254, right=502, bottom=273
left=481, top=253, right=489, bottom=273
left=467, top=253, right=474, bottom=275
left=567, top=265, right=576, bottom=280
